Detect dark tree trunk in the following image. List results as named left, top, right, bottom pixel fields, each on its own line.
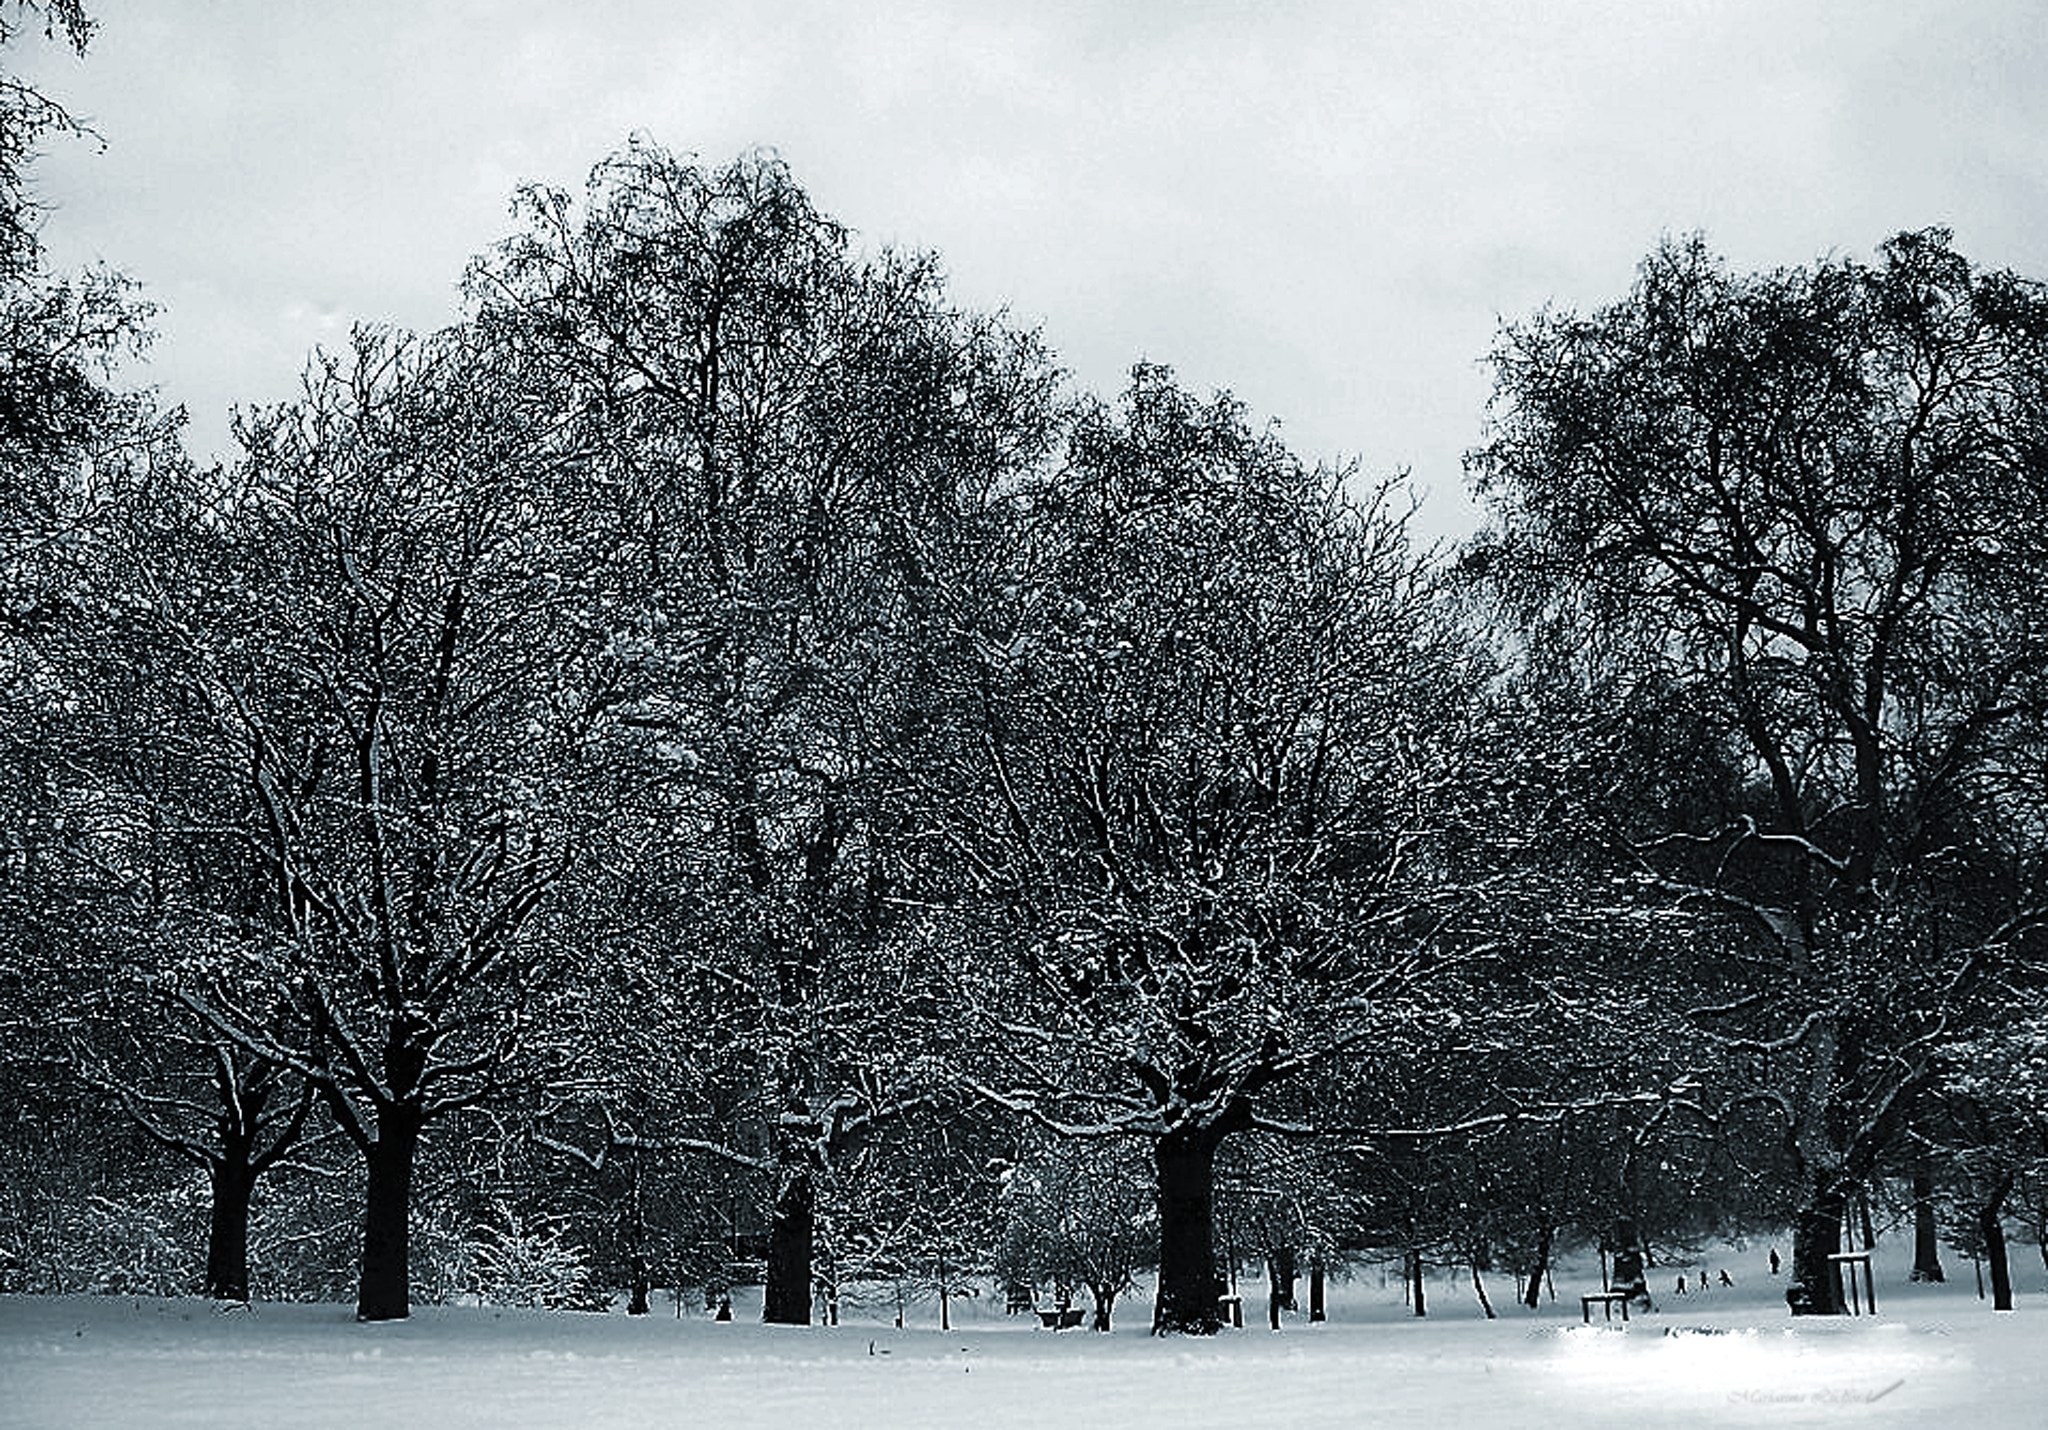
left=1408, top=1249, right=1427, bottom=1318
left=763, top=1161, right=815, bottom=1326
left=203, top=1156, right=257, bottom=1302
left=1521, top=1224, right=1552, bottom=1310
left=625, top=1147, right=651, bottom=1315
left=1267, top=1246, right=1298, bottom=1312
left=355, top=1103, right=423, bottom=1322
left=1308, top=1252, right=1326, bottom=1323
left=1787, top=1180, right=1848, bottom=1316
left=1911, top=1168, right=1945, bottom=1282
left=1152, top=1127, right=1224, bottom=1335
left=1089, top=1283, right=1116, bottom=1332
left=1980, top=1173, right=2014, bottom=1312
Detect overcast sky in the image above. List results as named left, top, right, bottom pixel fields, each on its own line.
left=16, top=0, right=2047, bottom=542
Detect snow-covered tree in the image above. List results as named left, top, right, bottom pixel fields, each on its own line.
left=932, top=367, right=1477, bottom=1333
left=1470, top=229, right=2048, bottom=1313
left=121, top=324, right=620, bottom=1320
left=996, top=1134, right=1154, bottom=1331
left=465, top=141, right=1060, bottom=1324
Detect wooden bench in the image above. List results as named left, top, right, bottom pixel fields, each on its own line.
left=1218, top=1294, right=1243, bottom=1328
left=1581, top=1290, right=1631, bottom=1323
left=1036, top=1307, right=1084, bottom=1329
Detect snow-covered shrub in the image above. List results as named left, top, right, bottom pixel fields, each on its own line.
left=10, top=1185, right=204, bottom=1295
left=406, top=1202, right=476, bottom=1307
left=465, top=1211, right=607, bottom=1311
left=240, top=1163, right=362, bottom=1303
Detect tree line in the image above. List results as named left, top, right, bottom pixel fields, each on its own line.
left=4, top=7, right=2046, bottom=1330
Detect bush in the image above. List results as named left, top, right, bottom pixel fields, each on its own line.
left=3, top=1182, right=204, bottom=1295
left=466, top=1209, right=608, bottom=1311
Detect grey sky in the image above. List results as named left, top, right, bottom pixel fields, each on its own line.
left=18, top=0, right=2047, bottom=542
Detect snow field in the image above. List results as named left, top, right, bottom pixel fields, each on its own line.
left=4, top=1241, right=2043, bottom=1429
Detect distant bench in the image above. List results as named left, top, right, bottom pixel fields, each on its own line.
left=1581, top=1290, right=1632, bottom=1323
left=1036, top=1307, right=1084, bottom=1329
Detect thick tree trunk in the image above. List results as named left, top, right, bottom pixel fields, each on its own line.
left=1408, top=1249, right=1427, bottom=1317
left=355, top=1103, right=423, bottom=1322
left=1787, top=1180, right=1849, bottom=1316
left=1152, top=1128, right=1224, bottom=1335
left=1308, top=1252, right=1326, bottom=1323
left=203, top=1156, right=257, bottom=1302
left=1911, top=1168, right=1945, bottom=1282
left=1979, top=1174, right=2014, bottom=1312
left=762, top=1161, right=815, bottom=1326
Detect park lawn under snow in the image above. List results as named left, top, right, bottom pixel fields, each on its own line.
left=4, top=1240, right=2044, bottom=1429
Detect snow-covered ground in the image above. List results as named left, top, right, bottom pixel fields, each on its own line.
left=5, top=1239, right=2043, bottom=1429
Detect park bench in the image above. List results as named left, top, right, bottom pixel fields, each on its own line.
left=1036, top=1307, right=1085, bottom=1329
left=1580, top=1290, right=1631, bottom=1323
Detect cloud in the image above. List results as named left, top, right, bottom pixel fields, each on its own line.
left=16, top=0, right=2048, bottom=525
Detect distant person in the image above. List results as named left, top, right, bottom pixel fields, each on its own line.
left=1675, top=1276, right=1687, bottom=1295
left=1769, top=1249, right=1781, bottom=1275
left=1719, top=1269, right=1733, bottom=1287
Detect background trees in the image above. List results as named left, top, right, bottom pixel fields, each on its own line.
left=0, top=0, right=200, bottom=1299
left=8, top=27, right=2048, bottom=1326
left=1470, top=228, right=2048, bottom=1313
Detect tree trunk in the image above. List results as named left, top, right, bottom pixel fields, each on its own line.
left=762, top=1161, right=815, bottom=1325
left=1090, top=1283, right=1116, bottom=1332
left=1980, top=1173, right=2014, bottom=1313
left=203, top=1156, right=257, bottom=1302
left=1152, top=1127, right=1224, bottom=1335
left=355, top=1103, right=423, bottom=1322
left=1911, top=1168, right=1945, bottom=1282
left=626, top=1148, right=651, bottom=1314
left=1521, top=1224, right=1552, bottom=1310
left=1469, top=1253, right=1497, bottom=1319
left=1267, top=1246, right=1298, bottom=1313
left=1787, top=1180, right=1848, bottom=1316
left=1408, top=1249, right=1427, bottom=1318
left=1308, top=1252, right=1326, bottom=1323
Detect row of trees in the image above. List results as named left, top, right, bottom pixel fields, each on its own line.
left=5, top=6, right=2046, bottom=1330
